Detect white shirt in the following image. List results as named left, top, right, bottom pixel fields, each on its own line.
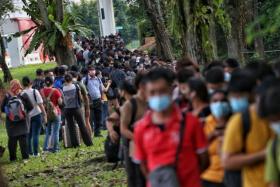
left=23, top=88, right=43, bottom=118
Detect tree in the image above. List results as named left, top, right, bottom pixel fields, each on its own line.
left=0, top=0, right=13, bottom=82
left=141, top=0, right=174, bottom=61
left=71, top=0, right=100, bottom=36
left=19, top=0, right=90, bottom=66
left=169, top=0, right=230, bottom=64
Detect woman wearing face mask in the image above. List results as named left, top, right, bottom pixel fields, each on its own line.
left=201, top=90, right=231, bottom=187
left=188, top=78, right=211, bottom=124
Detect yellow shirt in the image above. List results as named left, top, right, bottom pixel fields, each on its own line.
left=222, top=106, right=272, bottom=187
left=202, top=115, right=224, bottom=183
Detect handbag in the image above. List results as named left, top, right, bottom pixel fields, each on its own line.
left=148, top=112, right=187, bottom=187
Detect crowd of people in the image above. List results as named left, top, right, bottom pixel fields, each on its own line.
left=1, top=33, right=280, bottom=187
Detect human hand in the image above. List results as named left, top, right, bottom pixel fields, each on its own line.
left=109, top=131, right=119, bottom=144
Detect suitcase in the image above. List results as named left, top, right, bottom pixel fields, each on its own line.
left=62, top=123, right=82, bottom=148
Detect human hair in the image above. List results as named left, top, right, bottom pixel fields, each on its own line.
left=44, top=70, right=50, bottom=76
left=58, top=66, right=66, bottom=76
left=53, top=66, right=60, bottom=76
left=22, top=76, right=31, bottom=87
left=176, top=56, right=199, bottom=72
left=69, top=71, right=78, bottom=78
left=261, top=85, right=280, bottom=117
left=119, top=81, right=137, bottom=95
left=176, top=69, right=195, bottom=83
left=228, top=70, right=256, bottom=93
left=205, top=67, right=225, bottom=84
left=134, top=73, right=147, bottom=89
left=70, top=65, right=79, bottom=72
left=224, top=58, right=239, bottom=68
left=45, top=76, right=54, bottom=87
left=188, top=78, right=209, bottom=103
left=146, top=68, right=175, bottom=86
left=64, top=73, right=73, bottom=83
left=114, top=62, right=119, bottom=69
left=245, top=60, right=274, bottom=82
left=36, top=68, right=44, bottom=76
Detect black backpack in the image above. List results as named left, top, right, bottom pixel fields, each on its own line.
left=224, top=109, right=251, bottom=187
left=32, top=78, right=45, bottom=91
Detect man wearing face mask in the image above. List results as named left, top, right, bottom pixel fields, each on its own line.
left=83, top=66, right=104, bottom=137
left=133, top=68, right=209, bottom=187
left=205, top=67, right=226, bottom=95
left=222, top=70, right=273, bottom=187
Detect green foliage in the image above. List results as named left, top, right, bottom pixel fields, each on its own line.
left=17, top=0, right=91, bottom=58
left=246, top=4, right=280, bottom=43
left=71, top=0, right=100, bottom=36
left=0, top=0, right=14, bottom=19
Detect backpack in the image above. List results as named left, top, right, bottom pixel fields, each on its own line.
left=53, top=77, right=64, bottom=91
left=148, top=112, right=186, bottom=187
left=224, top=109, right=251, bottom=187
left=5, top=95, right=26, bottom=122
left=104, top=109, right=121, bottom=164
left=62, top=84, right=81, bottom=109
left=41, top=89, right=58, bottom=122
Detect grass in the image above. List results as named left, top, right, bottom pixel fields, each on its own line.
left=0, top=64, right=127, bottom=186
left=0, top=63, right=56, bottom=83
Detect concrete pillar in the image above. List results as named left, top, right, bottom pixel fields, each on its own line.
left=97, top=0, right=116, bottom=36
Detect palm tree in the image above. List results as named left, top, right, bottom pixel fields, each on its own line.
left=19, top=0, right=90, bottom=66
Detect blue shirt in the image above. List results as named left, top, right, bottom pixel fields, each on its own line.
left=82, top=76, right=103, bottom=100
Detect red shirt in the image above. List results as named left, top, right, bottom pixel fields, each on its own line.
left=134, top=105, right=207, bottom=187
left=41, top=87, right=62, bottom=114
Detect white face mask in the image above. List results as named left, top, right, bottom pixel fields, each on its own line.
left=271, top=121, right=280, bottom=135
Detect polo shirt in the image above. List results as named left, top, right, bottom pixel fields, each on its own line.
left=222, top=105, right=272, bottom=187
left=134, top=105, right=207, bottom=187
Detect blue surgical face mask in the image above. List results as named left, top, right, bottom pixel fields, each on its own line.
left=224, top=72, right=231, bottom=82
left=270, top=121, right=280, bottom=135
left=208, top=88, right=214, bottom=95
left=210, top=101, right=231, bottom=119
left=148, top=95, right=171, bottom=112
left=230, top=97, right=249, bottom=113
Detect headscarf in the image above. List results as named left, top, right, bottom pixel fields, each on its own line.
left=9, top=79, right=23, bottom=96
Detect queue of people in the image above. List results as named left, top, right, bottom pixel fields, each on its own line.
left=0, top=33, right=280, bottom=187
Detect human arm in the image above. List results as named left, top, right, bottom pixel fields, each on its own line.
left=193, top=115, right=210, bottom=172
left=120, top=101, right=134, bottom=140
left=221, top=114, right=266, bottom=170
left=103, top=80, right=112, bottom=92
left=106, top=112, right=120, bottom=144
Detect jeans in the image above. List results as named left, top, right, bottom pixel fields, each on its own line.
left=28, top=114, right=42, bottom=155
left=64, top=108, right=93, bottom=147
left=8, top=134, right=29, bottom=161
left=90, top=99, right=102, bottom=136
left=123, top=145, right=146, bottom=187
left=43, top=115, right=61, bottom=152
left=101, top=101, right=109, bottom=129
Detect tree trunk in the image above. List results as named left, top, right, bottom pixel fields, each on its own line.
left=252, top=0, right=265, bottom=58
left=179, top=0, right=205, bottom=64
left=142, top=0, right=174, bottom=61
left=225, top=0, right=245, bottom=63
left=0, top=34, right=13, bottom=82
left=56, top=0, right=64, bottom=22
left=37, top=0, right=51, bottom=30
left=54, top=45, right=76, bottom=66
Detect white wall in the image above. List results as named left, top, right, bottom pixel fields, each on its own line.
left=98, top=0, right=116, bottom=36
